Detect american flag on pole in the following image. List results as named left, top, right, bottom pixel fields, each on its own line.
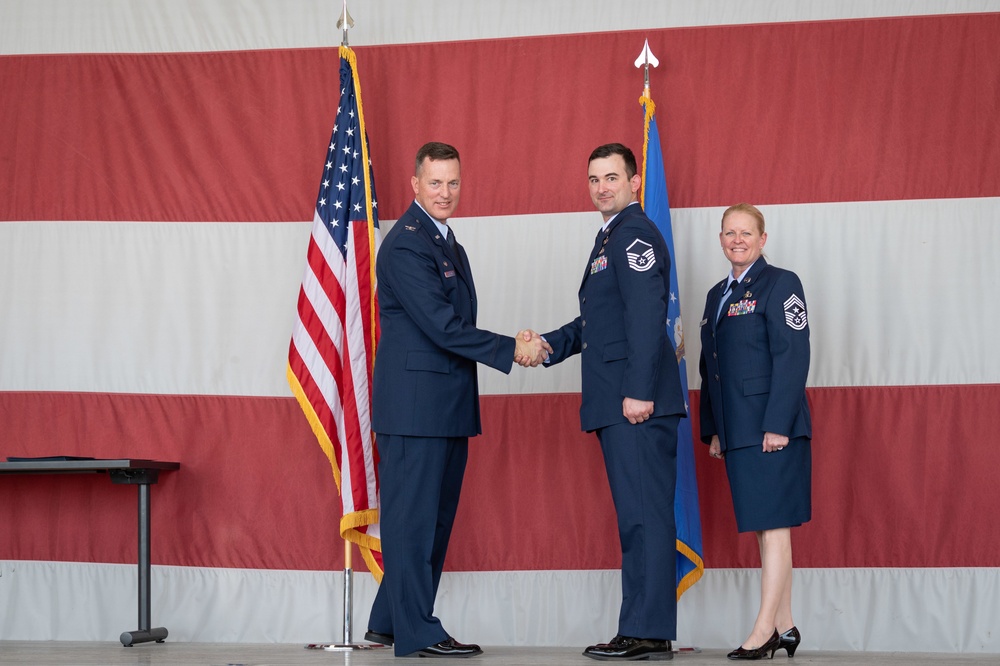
left=287, top=45, right=383, bottom=580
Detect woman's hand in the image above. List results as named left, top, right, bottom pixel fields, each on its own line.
left=763, top=431, right=789, bottom=453
left=709, top=435, right=724, bottom=459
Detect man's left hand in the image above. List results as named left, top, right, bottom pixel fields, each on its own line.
left=623, top=397, right=654, bottom=424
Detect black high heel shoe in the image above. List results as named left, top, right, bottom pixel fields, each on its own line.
left=777, top=626, right=801, bottom=657
left=727, top=630, right=780, bottom=660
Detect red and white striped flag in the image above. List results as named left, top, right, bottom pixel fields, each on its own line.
left=287, top=45, right=383, bottom=579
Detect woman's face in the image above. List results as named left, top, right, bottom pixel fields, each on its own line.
left=720, top=210, right=766, bottom=271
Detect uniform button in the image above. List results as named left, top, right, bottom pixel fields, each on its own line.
left=713, top=352, right=717, bottom=359
left=582, top=297, right=587, bottom=304
left=582, top=320, right=586, bottom=327
left=715, top=374, right=720, bottom=381
left=582, top=342, right=588, bottom=350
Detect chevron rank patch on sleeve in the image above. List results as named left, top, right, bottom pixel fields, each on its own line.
left=783, top=294, right=807, bottom=330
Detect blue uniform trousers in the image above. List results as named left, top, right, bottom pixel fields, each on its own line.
left=597, top=415, right=679, bottom=640
left=367, top=434, right=468, bottom=656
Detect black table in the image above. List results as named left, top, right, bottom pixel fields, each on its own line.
left=0, top=458, right=180, bottom=646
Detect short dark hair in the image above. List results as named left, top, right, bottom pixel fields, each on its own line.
left=588, top=143, right=637, bottom=179
left=415, top=142, right=460, bottom=174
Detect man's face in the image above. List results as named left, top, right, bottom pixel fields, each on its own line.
left=412, top=157, right=461, bottom=222
left=588, top=154, right=640, bottom=221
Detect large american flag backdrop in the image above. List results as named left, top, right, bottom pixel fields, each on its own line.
left=2, top=0, right=998, bottom=652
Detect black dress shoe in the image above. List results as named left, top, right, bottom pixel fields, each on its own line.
left=583, top=635, right=673, bottom=661
left=777, top=626, right=801, bottom=657
left=727, top=630, right=780, bottom=660
left=364, top=630, right=393, bottom=645
left=415, top=637, right=483, bottom=658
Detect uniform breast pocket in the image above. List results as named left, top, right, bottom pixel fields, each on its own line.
left=742, top=375, right=771, bottom=396
left=405, top=351, right=450, bottom=374
left=602, top=340, right=628, bottom=362
left=440, top=271, right=463, bottom=303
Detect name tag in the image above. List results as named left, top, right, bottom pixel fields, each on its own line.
left=727, top=299, right=757, bottom=316
left=590, top=255, right=608, bottom=274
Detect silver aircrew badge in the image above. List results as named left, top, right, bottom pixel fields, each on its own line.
left=626, top=239, right=656, bottom=272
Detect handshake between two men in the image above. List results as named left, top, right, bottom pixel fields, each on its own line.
left=514, top=329, right=553, bottom=368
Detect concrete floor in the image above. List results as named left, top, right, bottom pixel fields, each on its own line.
left=0, top=643, right=997, bottom=666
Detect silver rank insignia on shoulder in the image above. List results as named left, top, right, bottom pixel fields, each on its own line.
left=626, top=239, right=656, bottom=272
left=783, top=294, right=807, bottom=330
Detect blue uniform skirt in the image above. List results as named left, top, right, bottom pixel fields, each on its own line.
left=724, top=436, right=812, bottom=533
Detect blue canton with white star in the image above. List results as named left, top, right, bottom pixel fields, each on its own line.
left=315, top=55, right=380, bottom=258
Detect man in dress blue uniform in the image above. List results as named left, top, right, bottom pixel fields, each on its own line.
left=542, top=143, right=687, bottom=661
left=365, top=142, right=549, bottom=658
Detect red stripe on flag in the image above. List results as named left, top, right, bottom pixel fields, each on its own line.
left=351, top=220, right=378, bottom=365
left=293, top=280, right=345, bottom=450
left=2, top=385, right=999, bottom=569
left=287, top=342, right=339, bottom=470
left=334, top=294, right=365, bottom=507
left=307, top=236, right=348, bottom=326
left=4, top=14, right=997, bottom=224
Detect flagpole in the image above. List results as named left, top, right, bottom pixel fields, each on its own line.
left=338, top=0, right=353, bottom=47
left=342, top=539, right=353, bottom=644
left=634, top=38, right=703, bottom=657
left=304, top=2, right=382, bottom=651
left=635, top=38, right=659, bottom=211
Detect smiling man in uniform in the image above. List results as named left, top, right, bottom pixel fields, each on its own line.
left=543, top=143, right=687, bottom=661
left=365, top=141, right=549, bottom=658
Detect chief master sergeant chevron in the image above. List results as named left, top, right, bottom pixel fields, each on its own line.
left=541, top=143, right=687, bottom=661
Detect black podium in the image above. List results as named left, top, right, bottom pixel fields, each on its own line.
left=0, top=458, right=180, bottom=646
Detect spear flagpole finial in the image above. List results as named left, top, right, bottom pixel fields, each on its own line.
left=338, top=0, right=355, bottom=47
left=634, top=39, right=660, bottom=98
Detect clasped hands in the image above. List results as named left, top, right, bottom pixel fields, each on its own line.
left=514, top=329, right=553, bottom=367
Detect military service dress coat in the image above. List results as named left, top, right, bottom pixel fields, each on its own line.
left=543, top=202, right=686, bottom=430
left=698, top=257, right=813, bottom=532
left=372, top=201, right=516, bottom=438
left=698, top=257, right=811, bottom=452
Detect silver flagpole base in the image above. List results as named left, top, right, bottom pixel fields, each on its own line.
left=305, top=643, right=388, bottom=651
left=305, top=567, right=389, bottom=651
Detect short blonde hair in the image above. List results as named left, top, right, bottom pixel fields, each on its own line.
left=721, top=203, right=765, bottom=234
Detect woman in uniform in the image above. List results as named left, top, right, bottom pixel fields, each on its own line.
left=698, top=203, right=812, bottom=660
